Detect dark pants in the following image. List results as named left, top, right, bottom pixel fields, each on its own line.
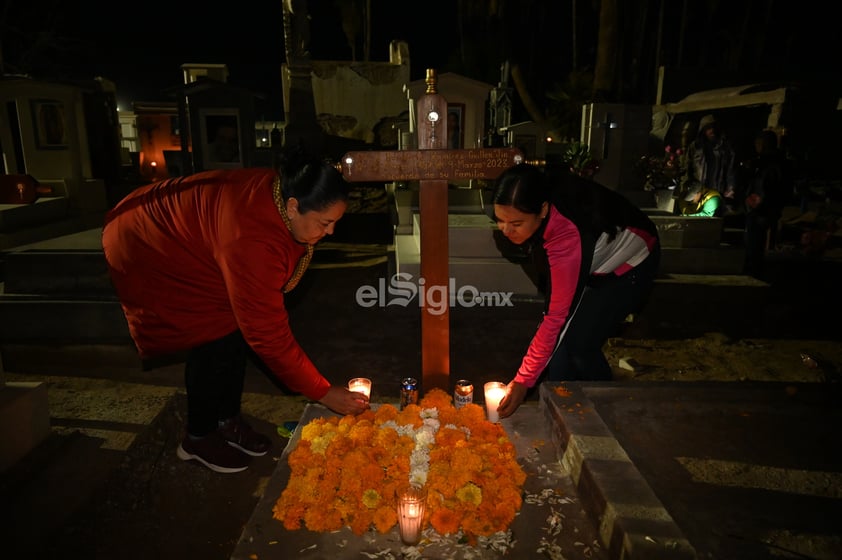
left=184, top=330, right=247, bottom=436
left=546, top=245, right=660, bottom=381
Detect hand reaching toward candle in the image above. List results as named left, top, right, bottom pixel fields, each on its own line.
left=319, top=386, right=370, bottom=416
left=497, top=381, right=527, bottom=419
left=101, top=148, right=357, bottom=474
left=491, top=164, right=659, bottom=404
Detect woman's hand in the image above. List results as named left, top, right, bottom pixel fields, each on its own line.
left=318, top=386, right=370, bottom=416
left=497, top=381, right=527, bottom=419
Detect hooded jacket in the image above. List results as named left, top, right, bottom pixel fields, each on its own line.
left=688, top=114, right=736, bottom=195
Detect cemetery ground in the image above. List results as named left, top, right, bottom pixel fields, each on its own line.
left=2, top=249, right=841, bottom=559
left=2, top=191, right=841, bottom=559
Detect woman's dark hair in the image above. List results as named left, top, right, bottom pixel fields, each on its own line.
left=494, top=162, right=656, bottom=243
left=492, top=163, right=548, bottom=215
left=277, top=146, right=350, bottom=213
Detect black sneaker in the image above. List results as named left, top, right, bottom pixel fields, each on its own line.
left=218, top=415, right=272, bottom=457
left=177, top=432, right=250, bottom=473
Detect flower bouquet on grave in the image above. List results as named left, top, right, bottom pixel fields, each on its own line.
left=273, top=388, right=527, bottom=541
left=636, top=144, right=686, bottom=191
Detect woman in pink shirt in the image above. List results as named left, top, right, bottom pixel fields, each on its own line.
left=492, top=163, right=661, bottom=418
left=102, top=149, right=369, bottom=473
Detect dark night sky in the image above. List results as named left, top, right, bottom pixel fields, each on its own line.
left=15, top=0, right=460, bottom=119
left=4, top=1, right=840, bottom=123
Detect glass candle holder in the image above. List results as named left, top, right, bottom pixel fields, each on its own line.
left=396, top=486, right=426, bottom=545
left=348, top=377, right=372, bottom=398
left=484, top=381, right=507, bottom=422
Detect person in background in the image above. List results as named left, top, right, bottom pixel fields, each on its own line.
left=687, top=114, right=738, bottom=212
left=492, top=163, right=661, bottom=419
left=102, top=148, right=369, bottom=474
left=680, top=179, right=723, bottom=217
left=744, top=129, right=788, bottom=278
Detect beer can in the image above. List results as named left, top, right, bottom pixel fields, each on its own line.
left=454, top=379, right=473, bottom=409
left=400, top=377, right=419, bottom=410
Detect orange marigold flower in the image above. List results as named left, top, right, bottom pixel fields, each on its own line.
left=436, top=405, right=459, bottom=425
left=326, top=434, right=354, bottom=456
left=435, top=426, right=467, bottom=448
left=304, top=504, right=343, bottom=532
left=373, top=505, right=398, bottom=534
left=474, top=420, right=505, bottom=439
left=349, top=510, right=374, bottom=536
left=383, top=455, right=410, bottom=479
left=276, top=396, right=526, bottom=537
left=395, top=404, right=424, bottom=427
left=273, top=499, right=305, bottom=528
left=456, top=402, right=487, bottom=426
left=343, top=448, right=373, bottom=473
left=338, top=414, right=358, bottom=429
left=333, top=496, right=357, bottom=520
left=429, top=474, right=462, bottom=495
left=359, top=461, right=386, bottom=485
left=357, top=408, right=376, bottom=422
left=373, top=404, right=399, bottom=424
left=373, top=426, right=400, bottom=448
left=287, top=445, right=313, bottom=469
left=495, top=485, right=523, bottom=511
left=461, top=511, right=498, bottom=537
left=451, top=446, right=483, bottom=474
left=430, top=506, right=462, bottom=535
left=419, top=387, right=452, bottom=410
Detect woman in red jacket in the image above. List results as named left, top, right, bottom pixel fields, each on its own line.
left=102, top=149, right=369, bottom=473
left=491, top=163, right=661, bottom=419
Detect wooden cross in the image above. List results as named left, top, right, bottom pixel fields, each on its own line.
left=336, top=69, right=523, bottom=393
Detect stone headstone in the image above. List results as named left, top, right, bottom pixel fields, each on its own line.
left=581, top=103, right=651, bottom=191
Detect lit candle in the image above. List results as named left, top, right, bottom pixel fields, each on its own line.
left=397, top=487, right=426, bottom=545
left=407, top=502, right=420, bottom=518
left=484, top=381, right=507, bottom=423
left=348, top=377, right=371, bottom=398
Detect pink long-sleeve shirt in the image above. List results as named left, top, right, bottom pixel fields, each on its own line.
left=513, top=205, right=658, bottom=387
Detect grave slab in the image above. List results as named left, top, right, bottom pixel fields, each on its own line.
left=0, top=381, right=50, bottom=473
left=392, top=188, right=488, bottom=235
left=545, top=381, right=842, bottom=560
left=649, top=215, right=724, bottom=249
left=232, top=402, right=610, bottom=559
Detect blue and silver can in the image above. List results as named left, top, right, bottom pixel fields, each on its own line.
left=400, top=377, right=419, bottom=409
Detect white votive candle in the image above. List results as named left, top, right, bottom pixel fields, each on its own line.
left=484, top=381, right=507, bottom=423
left=397, top=487, right=426, bottom=545
left=348, top=377, right=372, bottom=398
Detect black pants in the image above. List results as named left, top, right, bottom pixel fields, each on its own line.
left=184, top=330, right=247, bottom=437
left=546, top=245, right=661, bottom=381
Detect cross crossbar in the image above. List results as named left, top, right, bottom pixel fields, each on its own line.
left=337, top=148, right=524, bottom=183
